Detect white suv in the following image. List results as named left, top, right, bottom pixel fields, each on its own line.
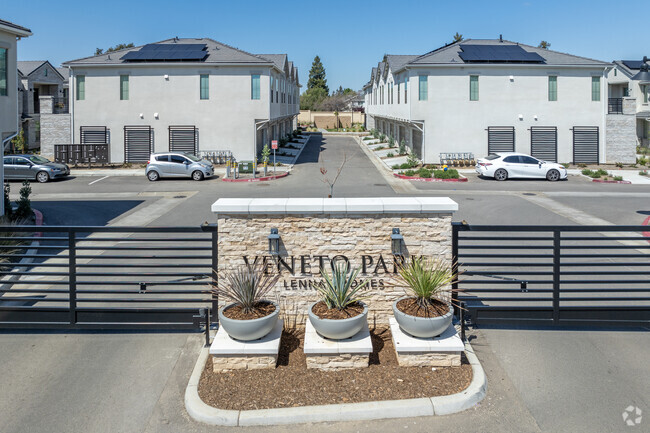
left=145, top=152, right=214, bottom=181
left=476, top=153, right=568, bottom=181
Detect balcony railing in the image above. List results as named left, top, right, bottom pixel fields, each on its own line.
left=53, top=97, right=69, bottom=114
left=608, top=98, right=623, bottom=114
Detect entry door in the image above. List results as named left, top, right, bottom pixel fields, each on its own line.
left=572, top=127, right=599, bottom=164
left=124, top=126, right=153, bottom=163
left=488, top=127, right=515, bottom=154
left=530, top=127, right=558, bottom=162
left=412, top=129, right=423, bottom=159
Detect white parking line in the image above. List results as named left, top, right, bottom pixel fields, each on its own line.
left=88, top=175, right=109, bottom=185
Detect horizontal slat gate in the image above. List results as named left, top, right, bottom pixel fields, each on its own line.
left=573, top=126, right=599, bottom=164
left=124, top=126, right=153, bottom=163
left=488, top=126, right=515, bottom=154
left=80, top=126, right=108, bottom=145
left=530, top=126, right=557, bottom=162
left=169, top=126, right=198, bottom=154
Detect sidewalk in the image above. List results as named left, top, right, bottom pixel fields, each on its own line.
left=568, top=168, right=650, bottom=184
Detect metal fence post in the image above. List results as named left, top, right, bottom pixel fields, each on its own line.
left=210, top=228, right=219, bottom=319
left=451, top=223, right=460, bottom=318
left=68, top=230, right=77, bottom=325
left=552, top=230, right=561, bottom=325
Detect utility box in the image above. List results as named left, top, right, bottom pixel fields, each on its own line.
left=239, top=160, right=255, bottom=173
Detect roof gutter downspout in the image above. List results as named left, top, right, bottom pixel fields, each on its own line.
left=602, top=66, right=608, bottom=164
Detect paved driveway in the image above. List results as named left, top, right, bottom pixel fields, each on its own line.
left=1, top=134, right=648, bottom=432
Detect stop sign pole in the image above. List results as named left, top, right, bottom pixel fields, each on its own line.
left=271, top=140, right=278, bottom=174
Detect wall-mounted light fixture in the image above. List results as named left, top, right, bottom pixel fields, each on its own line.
left=391, top=228, right=404, bottom=256
left=533, top=115, right=538, bottom=121
left=509, top=75, right=514, bottom=82
left=154, top=113, right=159, bottom=119
left=268, top=228, right=280, bottom=256
left=139, top=113, right=144, bottom=119
left=164, top=74, right=169, bottom=80
left=518, top=114, right=524, bottom=121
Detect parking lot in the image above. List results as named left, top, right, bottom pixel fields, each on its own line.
left=2, top=133, right=649, bottom=433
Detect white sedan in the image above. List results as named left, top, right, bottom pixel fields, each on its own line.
left=476, top=153, right=568, bottom=181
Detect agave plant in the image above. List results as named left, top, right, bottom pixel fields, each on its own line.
left=213, top=263, right=279, bottom=314
left=318, top=262, right=369, bottom=310
left=397, top=257, right=455, bottom=309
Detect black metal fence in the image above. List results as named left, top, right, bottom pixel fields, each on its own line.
left=452, top=223, right=650, bottom=327
left=0, top=225, right=217, bottom=331
left=608, top=98, right=624, bottom=114
left=54, top=144, right=110, bottom=165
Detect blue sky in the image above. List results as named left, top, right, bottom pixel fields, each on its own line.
left=4, top=0, right=648, bottom=93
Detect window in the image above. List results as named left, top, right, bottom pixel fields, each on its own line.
left=404, top=78, right=408, bottom=103
left=548, top=76, right=557, bottom=101
left=44, top=68, right=48, bottom=77
left=614, top=69, right=617, bottom=76
left=14, top=157, right=30, bottom=166
left=390, top=82, right=394, bottom=104
left=503, top=156, right=520, bottom=163
left=251, top=74, right=260, bottom=100
left=643, top=85, right=648, bottom=104
left=200, top=74, right=209, bottom=100
left=470, top=75, right=479, bottom=101
left=591, top=76, right=600, bottom=101
left=270, top=77, right=274, bottom=103
left=170, top=155, right=188, bottom=164
left=0, top=48, right=7, bottom=96
left=155, top=155, right=169, bottom=162
left=397, top=82, right=400, bottom=104
left=120, top=75, right=129, bottom=100
left=418, top=75, right=428, bottom=101
left=623, top=87, right=629, bottom=97
left=3, top=157, right=13, bottom=165
left=520, top=156, right=540, bottom=164
left=76, top=75, right=85, bottom=100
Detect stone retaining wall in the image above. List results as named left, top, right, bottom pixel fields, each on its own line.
left=213, top=198, right=457, bottom=325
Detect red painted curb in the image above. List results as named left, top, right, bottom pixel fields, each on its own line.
left=591, top=179, right=631, bottom=184
left=643, top=215, right=650, bottom=241
left=393, top=173, right=468, bottom=182
left=33, top=209, right=44, bottom=238
left=222, top=171, right=289, bottom=182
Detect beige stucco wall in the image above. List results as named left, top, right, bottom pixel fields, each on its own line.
left=217, top=213, right=452, bottom=325
left=70, top=65, right=298, bottom=163
left=0, top=29, right=19, bottom=141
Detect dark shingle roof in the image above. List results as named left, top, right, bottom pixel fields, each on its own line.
left=17, top=60, right=65, bottom=80
left=0, top=19, right=32, bottom=34
left=63, top=38, right=276, bottom=66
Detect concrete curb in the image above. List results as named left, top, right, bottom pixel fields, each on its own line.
left=222, top=171, right=289, bottom=183
left=591, top=179, right=632, bottom=184
left=393, top=173, right=469, bottom=182
left=0, top=208, right=44, bottom=295
left=185, top=339, right=487, bottom=426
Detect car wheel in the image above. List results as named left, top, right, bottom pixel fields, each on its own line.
left=192, top=170, right=204, bottom=181
left=147, top=171, right=160, bottom=182
left=546, top=169, right=560, bottom=182
left=494, top=168, right=508, bottom=181
left=36, top=171, right=50, bottom=183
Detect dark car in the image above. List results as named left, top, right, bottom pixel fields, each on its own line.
left=3, top=154, right=70, bottom=183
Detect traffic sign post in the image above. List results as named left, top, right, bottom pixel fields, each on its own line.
left=271, top=140, right=278, bottom=174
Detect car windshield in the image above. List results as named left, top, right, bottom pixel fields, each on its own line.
left=485, top=154, right=501, bottom=160
left=28, top=155, right=51, bottom=164
left=183, top=153, right=201, bottom=162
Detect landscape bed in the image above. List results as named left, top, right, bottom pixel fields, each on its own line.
left=198, top=326, right=472, bottom=410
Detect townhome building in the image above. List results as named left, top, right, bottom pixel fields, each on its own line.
left=61, top=38, right=299, bottom=163
left=608, top=58, right=650, bottom=147
left=364, top=38, right=637, bottom=164
left=17, top=60, right=68, bottom=150
left=0, top=19, right=31, bottom=150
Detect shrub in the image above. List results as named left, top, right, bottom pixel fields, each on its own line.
left=637, top=157, right=647, bottom=166
left=375, top=145, right=385, bottom=150
left=399, top=140, right=406, bottom=155
left=581, top=169, right=592, bottom=176
left=388, top=136, right=395, bottom=148
left=213, top=263, right=279, bottom=314
left=403, top=169, right=415, bottom=176
left=639, top=171, right=648, bottom=176
left=613, top=176, right=623, bottom=181
left=363, top=136, right=373, bottom=141
left=406, top=152, right=419, bottom=168
left=317, top=262, right=369, bottom=310
left=397, top=257, right=455, bottom=308
left=13, top=180, right=32, bottom=221
left=434, top=169, right=460, bottom=179
left=595, top=169, right=608, bottom=176
left=615, top=162, right=624, bottom=168
left=417, top=168, right=432, bottom=178
left=577, top=163, right=587, bottom=168
left=392, top=164, right=400, bottom=169
left=386, top=152, right=394, bottom=158
left=561, top=162, right=570, bottom=168
left=3, top=183, right=12, bottom=220
left=371, top=129, right=379, bottom=139
left=399, top=163, right=412, bottom=169
left=261, top=144, right=271, bottom=163
left=379, top=133, right=386, bottom=142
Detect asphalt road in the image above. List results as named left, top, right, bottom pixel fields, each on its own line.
left=1, top=134, right=648, bottom=433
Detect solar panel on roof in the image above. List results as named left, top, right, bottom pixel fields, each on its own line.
left=458, top=45, right=545, bottom=64
left=121, top=43, right=208, bottom=62
left=621, top=60, right=644, bottom=70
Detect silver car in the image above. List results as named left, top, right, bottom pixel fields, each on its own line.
left=145, top=152, right=214, bottom=181
left=3, top=154, right=70, bottom=183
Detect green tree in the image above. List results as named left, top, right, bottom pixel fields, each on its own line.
left=307, top=56, right=329, bottom=95
left=261, top=143, right=271, bottom=164
left=95, top=43, right=135, bottom=56
left=453, top=32, right=463, bottom=42
left=10, top=129, right=26, bottom=154
left=538, top=41, right=551, bottom=49
left=300, top=87, right=328, bottom=111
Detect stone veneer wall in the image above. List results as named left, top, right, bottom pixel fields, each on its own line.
left=217, top=208, right=453, bottom=325
left=40, top=113, right=70, bottom=159
left=605, top=97, right=637, bottom=164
